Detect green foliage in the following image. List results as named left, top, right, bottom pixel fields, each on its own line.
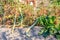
left=7, top=0, right=14, bottom=3
left=50, top=0, right=60, bottom=5
left=38, top=14, right=60, bottom=37
left=0, top=6, right=4, bottom=14
left=56, top=35, right=60, bottom=40
left=17, top=12, right=24, bottom=23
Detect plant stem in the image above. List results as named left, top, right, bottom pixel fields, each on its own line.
left=26, top=18, right=39, bottom=36
left=12, top=15, right=16, bottom=33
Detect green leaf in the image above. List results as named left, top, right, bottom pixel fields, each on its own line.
left=56, top=35, right=60, bottom=40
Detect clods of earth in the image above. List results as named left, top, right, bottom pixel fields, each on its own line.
left=0, top=26, right=57, bottom=40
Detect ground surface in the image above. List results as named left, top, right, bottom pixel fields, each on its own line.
left=0, top=26, right=57, bottom=40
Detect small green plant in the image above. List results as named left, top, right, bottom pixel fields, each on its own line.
left=38, top=14, right=60, bottom=39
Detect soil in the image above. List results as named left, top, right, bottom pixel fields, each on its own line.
left=0, top=26, right=57, bottom=40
